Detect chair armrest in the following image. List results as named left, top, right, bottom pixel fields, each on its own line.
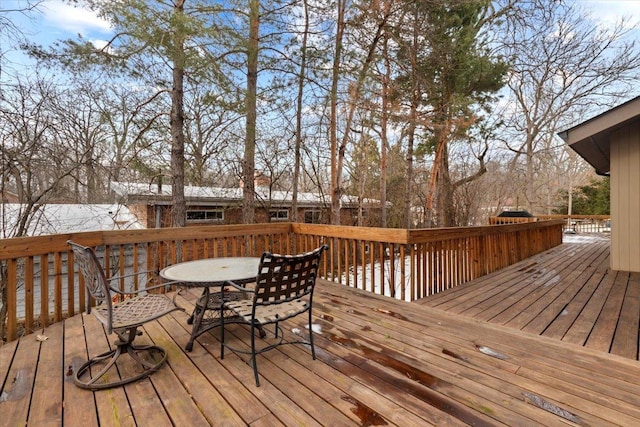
left=108, top=269, right=182, bottom=296
left=110, top=281, right=182, bottom=296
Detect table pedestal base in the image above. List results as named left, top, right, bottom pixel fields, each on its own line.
left=186, top=288, right=264, bottom=351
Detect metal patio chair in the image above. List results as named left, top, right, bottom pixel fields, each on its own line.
left=220, top=244, right=328, bottom=386
left=67, top=241, right=183, bottom=390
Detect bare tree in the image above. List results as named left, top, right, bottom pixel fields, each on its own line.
left=500, top=0, right=640, bottom=212
left=0, top=0, right=44, bottom=81
left=0, top=74, right=81, bottom=339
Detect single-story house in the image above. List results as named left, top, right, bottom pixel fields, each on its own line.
left=110, top=181, right=383, bottom=228
left=1, top=203, right=143, bottom=237
left=559, top=95, right=640, bottom=272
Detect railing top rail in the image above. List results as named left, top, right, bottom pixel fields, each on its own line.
left=291, top=223, right=409, bottom=244
left=0, top=223, right=292, bottom=260
left=1, top=220, right=566, bottom=260
left=405, top=219, right=565, bottom=243
left=290, top=220, right=565, bottom=244
left=537, top=214, right=611, bottom=220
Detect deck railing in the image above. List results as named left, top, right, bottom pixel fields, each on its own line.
left=1, top=220, right=564, bottom=342
left=537, top=214, right=611, bottom=234
left=490, top=214, right=611, bottom=234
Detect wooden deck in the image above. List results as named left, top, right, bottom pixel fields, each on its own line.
left=2, top=237, right=640, bottom=426
left=419, top=234, right=640, bottom=361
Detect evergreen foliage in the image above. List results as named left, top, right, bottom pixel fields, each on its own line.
left=555, top=178, right=610, bottom=215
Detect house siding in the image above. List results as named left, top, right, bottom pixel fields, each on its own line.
left=611, top=120, right=640, bottom=272
left=130, top=204, right=379, bottom=228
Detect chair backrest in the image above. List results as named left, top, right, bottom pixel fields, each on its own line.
left=254, top=244, right=328, bottom=306
left=67, top=241, right=113, bottom=325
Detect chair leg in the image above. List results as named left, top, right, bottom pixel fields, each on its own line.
left=220, top=311, right=226, bottom=359
left=251, top=323, right=260, bottom=387
left=186, top=289, right=209, bottom=352
left=308, top=308, right=316, bottom=359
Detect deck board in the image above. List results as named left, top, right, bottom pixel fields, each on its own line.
left=61, top=311, right=99, bottom=426
left=420, top=234, right=640, bottom=361
left=3, top=238, right=640, bottom=426
left=28, top=322, right=63, bottom=427
left=3, top=324, right=40, bottom=426
left=611, top=272, right=640, bottom=358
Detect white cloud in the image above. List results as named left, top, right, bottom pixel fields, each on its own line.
left=579, top=0, right=640, bottom=29
left=41, top=1, right=111, bottom=35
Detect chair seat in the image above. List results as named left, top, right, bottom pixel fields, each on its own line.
left=94, top=294, right=178, bottom=329
left=225, top=298, right=309, bottom=325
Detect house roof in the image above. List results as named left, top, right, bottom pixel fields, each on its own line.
left=1, top=204, right=143, bottom=237
left=110, top=181, right=381, bottom=208
left=558, top=96, right=640, bottom=175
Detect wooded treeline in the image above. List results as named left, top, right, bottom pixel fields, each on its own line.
left=1, top=0, right=639, bottom=236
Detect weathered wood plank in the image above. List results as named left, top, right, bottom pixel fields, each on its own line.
left=464, top=249, right=578, bottom=321
left=144, top=318, right=246, bottom=426
left=521, top=242, right=611, bottom=334
left=62, top=311, right=99, bottom=426
left=157, top=304, right=273, bottom=425
left=421, top=241, right=574, bottom=311
left=420, top=237, right=640, bottom=362
left=330, top=284, right=639, bottom=425
left=139, top=326, right=213, bottom=426
left=585, top=270, right=629, bottom=353
left=0, top=338, right=18, bottom=388
left=197, top=327, right=327, bottom=427
left=215, top=328, right=358, bottom=427
left=3, top=254, right=640, bottom=427
left=28, top=322, right=64, bottom=426
left=317, top=286, right=610, bottom=426
left=610, top=272, right=640, bottom=359
left=562, top=268, right=618, bottom=346
left=542, top=256, right=609, bottom=340
left=81, top=313, right=136, bottom=426
left=1, top=326, right=41, bottom=426
left=121, top=329, right=175, bottom=427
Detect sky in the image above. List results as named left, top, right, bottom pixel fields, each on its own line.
left=2, top=0, right=639, bottom=93
left=4, top=0, right=639, bottom=57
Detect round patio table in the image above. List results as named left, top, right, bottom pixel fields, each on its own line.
left=161, top=257, right=260, bottom=351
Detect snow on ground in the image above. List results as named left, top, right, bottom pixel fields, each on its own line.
left=561, top=232, right=609, bottom=244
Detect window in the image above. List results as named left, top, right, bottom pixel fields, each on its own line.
left=304, top=210, right=322, bottom=224
left=270, top=209, right=289, bottom=221
left=186, top=209, right=224, bottom=222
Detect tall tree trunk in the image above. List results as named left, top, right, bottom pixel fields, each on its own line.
left=86, top=141, right=97, bottom=203
left=436, top=142, right=456, bottom=226
left=0, top=264, right=7, bottom=341
left=404, top=6, right=419, bottom=229
left=170, top=0, right=186, bottom=228
left=405, top=97, right=417, bottom=229
left=525, top=135, right=534, bottom=212
left=292, top=0, right=310, bottom=223
left=380, top=29, right=390, bottom=228
left=426, top=126, right=447, bottom=227
left=330, top=0, right=346, bottom=225
left=243, top=0, right=259, bottom=224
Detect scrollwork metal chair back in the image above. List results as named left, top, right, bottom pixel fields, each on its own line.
left=69, top=241, right=113, bottom=329
left=67, top=240, right=183, bottom=390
